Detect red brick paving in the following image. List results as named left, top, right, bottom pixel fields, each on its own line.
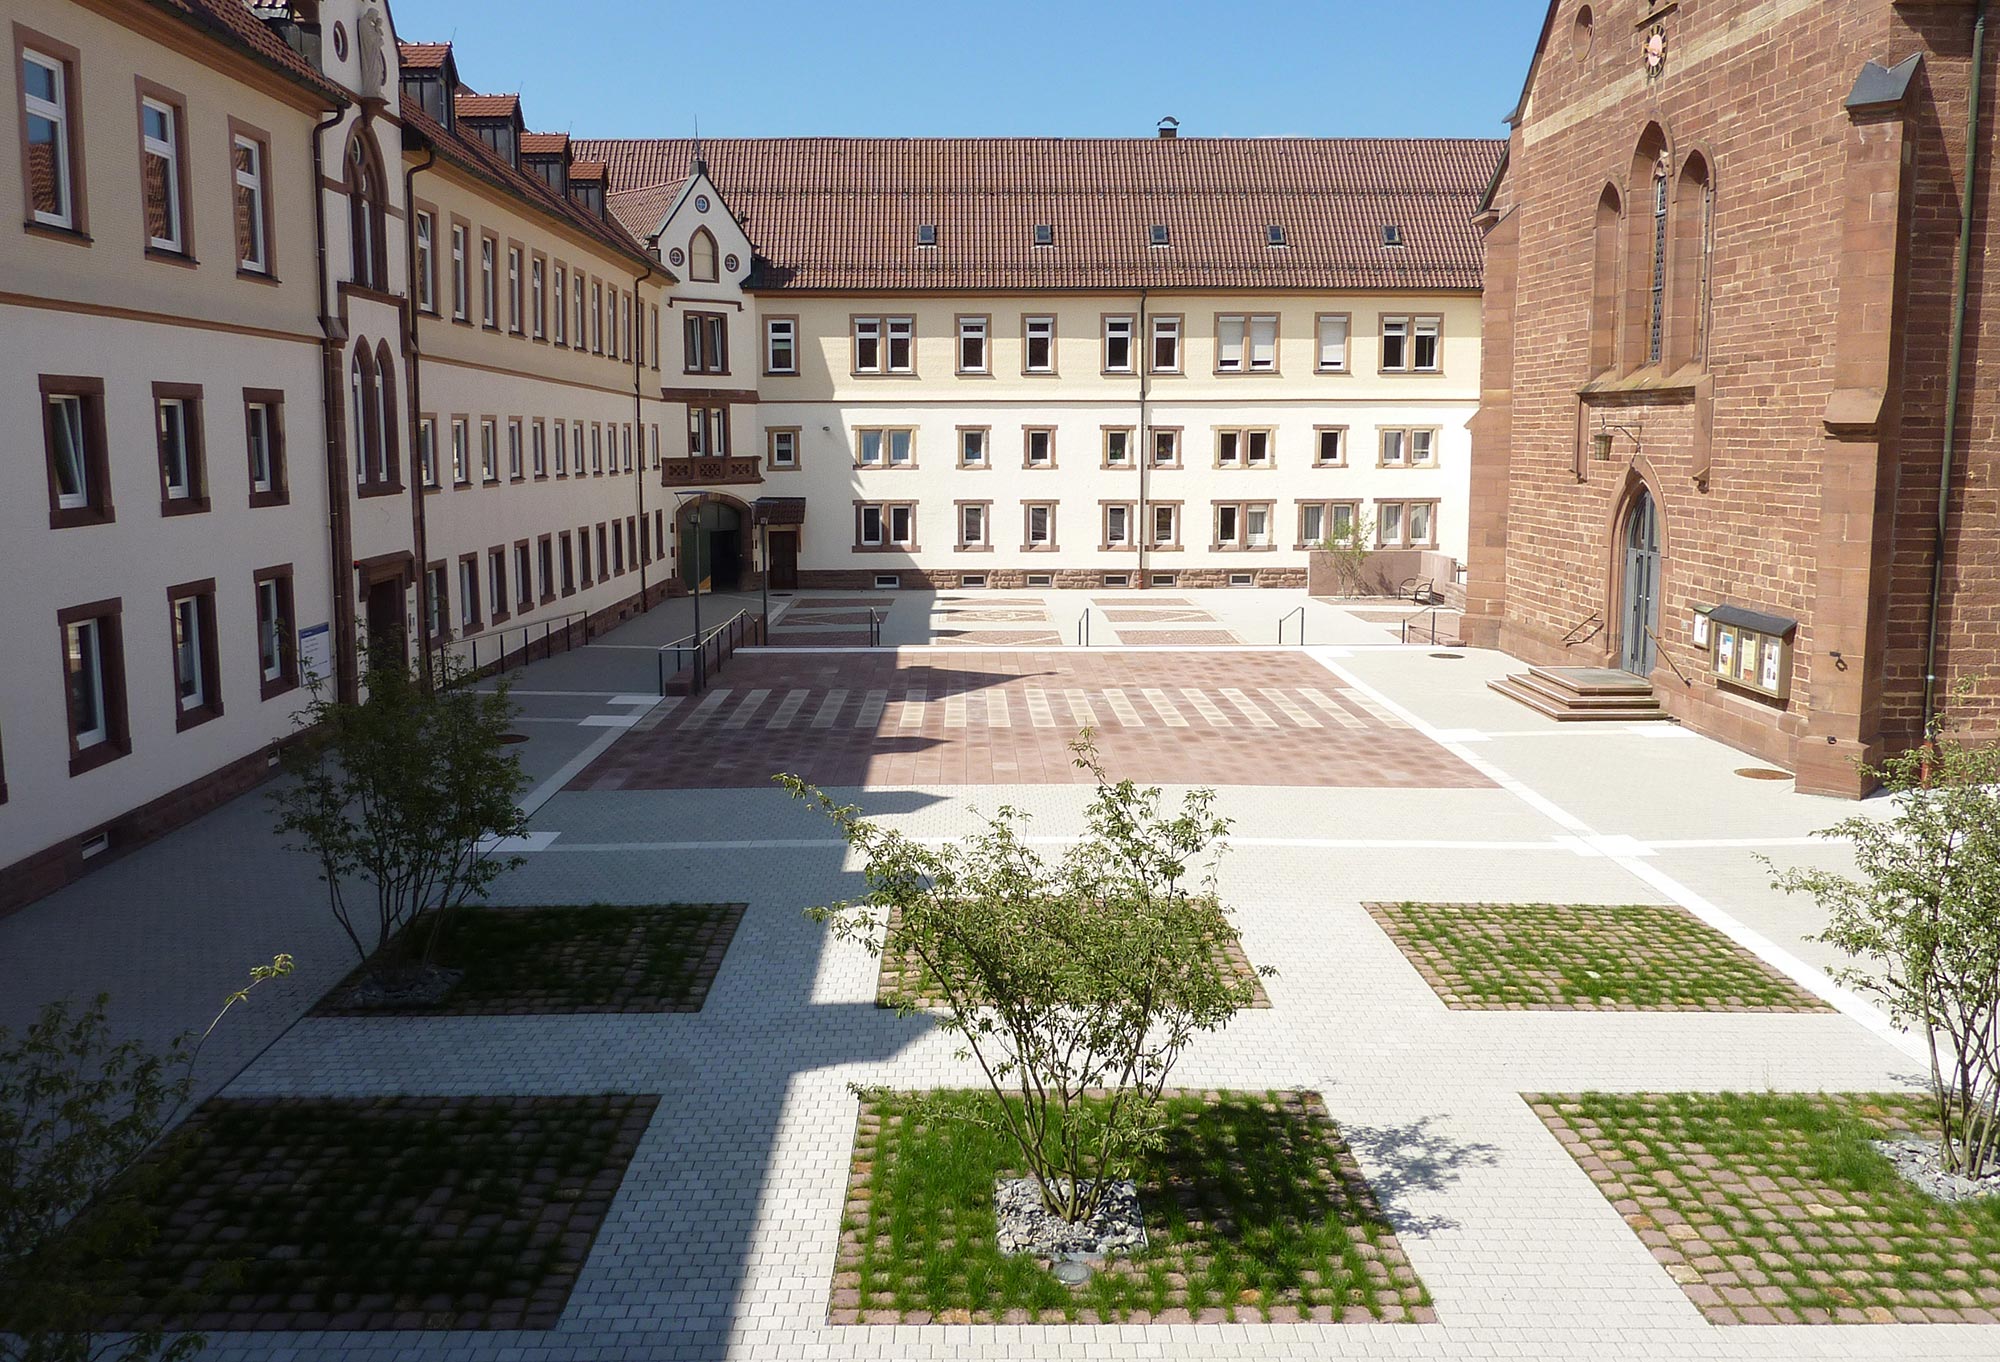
left=769, top=630, right=874, bottom=646
left=570, top=650, right=1487, bottom=790
left=1101, top=608, right=1217, bottom=623
left=1114, top=629, right=1242, bottom=646
left=931, top=629, right=1064, bottom=645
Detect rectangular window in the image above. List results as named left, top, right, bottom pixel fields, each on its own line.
left=1248, top=314, right=1278, bottom=371
left=1216, top=314, right=1245, bottom=371
left=1381, top=315, right=1411, bottom=372
left=1025, top=503, right=1053, bottom=547
left=1102, top=315, right=1134, bottom=373
left=552, top=265, right=566, bottom=343
left=60, top=601, right=127, bottom=771
left=559, top=532, right=576, bottom=595
left=531, top=257, right=545, bottom=337
left=1023, top=315, right=1055, bottom=373
left=1379, top=428, right=1439, bottom=467
left=1316, top=313, right=1350, bottom=372
left=1299, top=501, right=1358, bottom=547
left=1246, top=430, right=1271, bottom=466
left=1216, top=314, right=1278, bottom=373
left=41, top=376, right=111, bottom=526
left=650, top=424, right=661, bottom=469
left=244, top=392, right=287, bottom=504
left=683, top=312, right=728, bottom=374
left=416, top=415, right=435, bottom=489
left=768, top=428, right=798, bottom=469
left=853, top=316, right=880, bottom=373
left=957, top=315, right=988, bottom=374
left=507, top=420, right=523, bottom=480
left=1024, top=428, right=1054, bottom=468
left=1380, top=428, right=1407, bottom=467
left=590, top=281, right=603, bottom=351
left=231, top=133, right=268, bottom=273
left=595, top=524, right=607, bottom=582
left=859, top=504, right=884, bottom=546
left=450, top=224, right=468, bottom=320
left=887, top=505, right=913, bottom=545
left=1245, top=504, right=1270, bottom=546
left=885, top=317, right=914, bottom=373
left=481, top=236, right=497, bottom=326
left=1374, top=501, right=1438, bottom=548
left=458, top=555, right=480, bottom=629
left=154, top=387, right=205, bottom=511
left=958, top=503, right=987, bottom=547
left=139, top=95, right=184, bottom=253
left=572, top=420, right=584, bottom=472
left=1411, top=316, right=1441, bottom=372
left=765, top=317, right=797, bottom=374
left=1217, top=504, right=1240, bottom=545
left=22, top=47, right=78, bottom=229
left=1104, top=504, right=1131, bottom=546
left=425, top=564, right=448, bottom=641
left=591, top=424, right=603, bottom=474
left=253, top=566, right=296, bottom=695
left=622, top=424, right=633, bottom=473
left=855, top=427, right=913, bottom=467
left=1314, top=427, right=1347, bottom=467
left=539, top=536, right=555, bottom=603
left=1151, top=315, right=1182, bottom=373
left=1103, top=428, right=1132, bottom=467
left=480, top=418, right=497, bottom=482
left=958, top=427, right=989, bottom=467
left=514, top=542, right=532, bottom=611
left=168, top=582, right=220, bottom=726
left=574, top=278, right=585, bottom=348
left=414, top=212, right=435, bottom=311
left=531, top=420, right=546, bottom=477
left=554, top=420, right=568, bottom=476
left=1152, top=503, right=1178, bottom=546
left=450, top=417, right=468, bottom=484
left=487, top=547, right=507, bottom=622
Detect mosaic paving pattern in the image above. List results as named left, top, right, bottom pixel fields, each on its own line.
left=1101, top=608, right=1217, bottom=624
left=768, top=631, right=873, bottom=647
left=832, top=1090, right=1431, bottom=1325
left=1366, top=903, right=1832, bottom=1012
left=101, top=1095, right=658, bottom=1332
left=315, top=904, right=745, bottom=1016
left=1112, top=629, right=1243, bottom=646
left=1532, top=1092, right=2000, bottom=1325
left=569, top=650, right=1488, bottom=790
left=932, top=628, right=1065, bottom=645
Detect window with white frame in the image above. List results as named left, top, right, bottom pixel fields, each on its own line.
left=506, top=247, right=522, bottom=331
left=1375, top=499, right=1436, bottom=547
left=531, top=258, right=545, bottom=337
left=958, top=428, right=989, bottom=467
left=957, top=315, right=988, bottom=373
left=851, top=316, right=914, bottom=374
left=157, top=395, right=198, bottom=502
left=1314, top=427, right=1347, bottom=467
left=1024, top=428, right=1054, bottom=468
left=684, top=312, right=727, bottom=374
left=1023, top=315, right=1055, bottom=373
left=1245, top=503, right=1271, bottom=546
left=22, top=49, right=75, bottom=229
left=1299, top=500, right=1357, bottom=547
left=1150, top=315, right=1181, bottom=372
left=487, top=548, right=507, bottom=620
left=170, top=588, right=215, bottom=717
left=514, top=543, right=532, bottom=610
left=64, top=611, right=117, bottom=753
left=139, top=97, right=183, bottom=252
left=1216, top=313, right=1277, bottom=372
left=1379, top=427, right=1437, bottom=467
left=46, top=389, right=93, bottom=511
left=1103, top=428, right=1132, bottom=467
left=1152, top=428, right=1180, bottom=467
left=247, top=400, right=276, bottom=493
left=507, top=420, right=523, bottom=480
left=958, top=502, right=987, bottom=547
left=480, top=418, right=497, bottom=482
left=1316, top=313, right=1350, bottom=371
left=531, top=420, right=546, bottom=477
left=458, top=557, right=480, bottom=630
left=1216, top=503, right=1240, bottom=546
left=414, top=212, right=435, bottom=311
left=552, top=265, right=566, bottom=343
left=1103, top=315, right=1134, bottom=372
left=232, top=134, right=268, bottom=272
left=425, top=564, right=447, bottom=639
left=590, top=281, right=602, bottom=351
left=1380, top=315, right=1441, bottom=372
left=1025, top=502, right=1053, bottom=546
left=416, top=415, right=436, bottom=488
left=857, top=427, right=913, bottom=467
left=450, top=224, right=467, bottom=319
left=450, top=418, right=468, bottom=483
left=591, top=423, right=603, bottom=473
left=480, top=237, right=497, bottom=325
left=256, top=572, right=293, bottom=686
left=1103, top=503, right=1132, bottom=546
left=553, top=420, right=567, bottom=476
left=573, top=276, right=585, bottom=347
left=1215, top=429, right=1272, bottom=468
left=768, top=428, right=798, bottom=468
left=765, top=317, right=797, bottom=374
left=1152, top=502, right=1178, bottom=546
left=858, top=503, right=915, bottom=547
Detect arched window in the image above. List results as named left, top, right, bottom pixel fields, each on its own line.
left=689, top=227, right=718, bottom=283
left=350, top=343, right=375, bottom=487
left=346, top=131, right=387, bottom=290
left=1589, top=184, right=1622, bottom=376
left=374, top=339, right=400, bottom=485
left=1621, top=124, right=1669, bottom=371
left=1668, top=151, right=1714, bottom=369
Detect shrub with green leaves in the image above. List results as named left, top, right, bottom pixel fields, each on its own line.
left=785, top=733, right=1268, bottom=1224
left=1770, top=719, right=2000, bottom=1176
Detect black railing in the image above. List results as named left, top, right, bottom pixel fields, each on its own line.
left=869, top=609, right=883, bottom=647
left=1561, top=611, right=1605, bottom=648
left=449, top=610, right=590, bottom=685
left=657, top=609, right=768, bottom=695
left=1403, top=610, right=1444, bottom=646
left=1076, top=609, right=1092, bottom=646
left=1277, top=605, right=1306, bottom=645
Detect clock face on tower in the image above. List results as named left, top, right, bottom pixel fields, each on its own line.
left=1644, top=24, right=1667, bottom=79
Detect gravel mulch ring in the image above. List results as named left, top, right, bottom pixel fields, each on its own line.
left=96, top=1094, right=657, bottom=1331
left=831, top=1089, right=1430, bottom=1325
left=315, top=903, right=745, bottom=1015
left=1366, top=902, right=1831, bottom=1011
left=876, top=907, right=1270, bottom=1011
left=1531, top=1091, right=2000, bottom=1324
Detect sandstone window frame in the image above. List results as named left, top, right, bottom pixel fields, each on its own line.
left=956, top=314, right=989, bottom=374
left=424, top=561, right=449, bottom=645
left=416, top=413, right=437, bottom=491
left=486, top=546, right=509, bottom=626
left=41, top=374, right=112, bottom=528
left=1022, top=315, right=1057, bottom=375
left=766, top=426, right=800, bottom=471
left=18, top=31, right=88, bottom=238
left=852, top=315, right=916, bottom=375
left=1212, top=500, right=1277, bottom=551
left=166, top=577, right=221, bottom=731
left=1023, top=426, right=1056, bottom=470
left=1102, top=314, right=1135, bottom=374
left=413, top=208, right=437, bottom=312
left=480, top=232, right=499, bottom=329
left=1312, top=425, right=1348, bottom=468
left=1376, top=498, right=1439, bottom=549
left=1150, top=501, right=1183, bottom=550
left=253, top=564, right=296, bottom=698
left=1150, top=426, right=1183, bottom=469
left=1102, top=426, right=1135, bottom=469
left=513, top=539, right=533, bottom=613
left=551, top=262, right=567, bottom=342
left=449, top=218, right=470, bottom=322
left=244, top=388, right=288, bottom=507
left=1150, top=314, right=1183, bottom=374
left=1214, top=312, right=1277, bottom=374
left=764, top=315, right=798, bottom=375
left=1023, top=501, right=1057, bottom=551
left=956, top=425, right=991, bottom=468
left=1100, top=501, right=1136, bottom=551
left=1297, top=499, right=1360, bottom=549
left=1378, top=426, right=1439, bottom=468
left=530, top=252, right=547, bottom=339
left=59, top=597, right=128, bottom=775
left=856, top=500, right=918, bottom=550
left=956, top=500, right=992, bottom=551
left=856, top=426, right=916, bottom=469
left=1315, top=312, right=1351, bottom=373
left=135, top=82, right=191, bottom=259
left=228, top=122, right=274, bottom=277
left=153, top=382, right=208, bottom=515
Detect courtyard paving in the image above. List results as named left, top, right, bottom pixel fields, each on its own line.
left=0, top=588, right=1978, bottom=1360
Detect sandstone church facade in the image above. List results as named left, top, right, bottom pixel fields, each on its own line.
left=1466, top=0, right=2000, bottom=796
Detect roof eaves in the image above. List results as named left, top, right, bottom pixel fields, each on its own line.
left=141, top=0, right=348, bottom=105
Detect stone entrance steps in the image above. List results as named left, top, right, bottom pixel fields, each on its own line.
left=1487, top=665, right=1667, bottom=722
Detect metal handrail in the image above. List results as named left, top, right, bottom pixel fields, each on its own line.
left=1644, top=625, right=1693, bottom=686
left=656, top=608, right=765, bottom=694
left=1560, top=611, right=1605, bottom=648
left=451, top=609, right=590, bottom=683
left=1402, top=610, right=1442, bottom=646
left=1077, top=609, right=1092, bottom=646
left=1277, top=605, right=1305, bottom=646
left=869, top=609, right=883, bottom=647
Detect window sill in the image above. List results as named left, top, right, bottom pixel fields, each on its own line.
left=260, top=672, right=299, bottom=702
left=68, top=740, right=129, bottom=778
left=144, top=246, right=198, bottom=268
left=24, top=220, right=92, bottom=246
left=160, top=496, right=212, bottom=517
left=236, top=267, right=280, bottom=286
left=953, top=544, right=995, bottom=554
left=248, top=490, right=290, bottom=509
left=174, top=701, right=224, bottom=734
left=355, top=483, right=405, bottom=500
left=48, top=505, right=117, bottom=530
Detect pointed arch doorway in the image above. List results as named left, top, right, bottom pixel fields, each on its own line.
left=1619, top=487, right=1661, bottom=676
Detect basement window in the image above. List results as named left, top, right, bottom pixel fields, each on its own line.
left=959, top=573, right=987, bottom=589
left=1149, top=572, right=1177, bottom=588
left=1103, top=573, right=1130, bottom=588
left=873, top=574, right=900, bottom=590
left=1026, top=573, right=1053, bottom=588
left=1229, top=572, right=1255, bottom=588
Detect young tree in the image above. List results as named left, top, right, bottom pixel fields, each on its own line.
left=1318, top=518, right=1373, bottom=597
left=1769, top=724, right=2000, bottom=1176
left=0, top=957, right=292, bottom=1362
left=270, top=649, right=528, bottom=966
left=785, top=734, right=1268, bottom=1223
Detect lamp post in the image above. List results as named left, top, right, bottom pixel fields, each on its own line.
left=672, top=489, right=713, bottom=649
left=759, top=516, right=770, bottom=627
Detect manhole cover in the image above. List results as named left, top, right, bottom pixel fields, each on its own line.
left=498, top=733, right=529, bottom=745
left=1735, top=767, right=1791, bottom=781
left=1430, top=652, right=1465, bottom=660
left=1051, top=1261, right=1092, bottom=1286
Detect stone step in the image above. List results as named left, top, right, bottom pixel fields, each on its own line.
left=1509, top=671, right=1664, bottom=712
left=1525, top=664, right=1660, bottom=698
left=1488, top=674, right=1668, bottom=722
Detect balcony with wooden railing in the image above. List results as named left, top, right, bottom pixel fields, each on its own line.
left=661, top=456, right=763, bottom=488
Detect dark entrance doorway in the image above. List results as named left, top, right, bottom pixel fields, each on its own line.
left=363, top=573, right=407, bottom=669
left=679, top=501, right=744, bottom=592
left=1619, top=488, right=1660, bottom=677
left=766, top=529, right=798, bottom=591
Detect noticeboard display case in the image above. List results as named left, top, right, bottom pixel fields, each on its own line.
left=1705, top=604, right=1797, bottom=702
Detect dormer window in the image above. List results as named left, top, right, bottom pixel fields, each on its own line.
left=689, top=227, right=717, bottom=282
left=917, top=224, right=938, bottom=247
left=1381, top=224, right=1405, bottom=248
left=1267, top=224, right=1287, bottom=247
left=1148, top=225, right=1169, bottom=247
left=1032, top=223, right=1053, bottom=247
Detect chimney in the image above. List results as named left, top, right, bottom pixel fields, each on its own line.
left=1156, top=116, right=1179, bottom=140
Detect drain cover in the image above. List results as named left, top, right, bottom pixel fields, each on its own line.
left=1051, top=1261, right=1092, bottom=1286
left=498, top=733, right=529, bottom=744
left=1430, top=652, right=1464, bottom=660
left=1735, top=767, right=1790, bottom=781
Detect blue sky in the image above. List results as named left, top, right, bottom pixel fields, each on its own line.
left=387, top=0, right=1549, bottom=140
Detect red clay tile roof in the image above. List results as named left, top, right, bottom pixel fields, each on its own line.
left=147, top=0, right=344, bottom=103
left=568, top=160, right=607, bottom=183
left=520, top=132, right=571, bottom=156
left=398, top=41, right=452, bottom=71
left=581, top=136, right=1502, bottom=293
left=400, top=97, right=658, bottom=274
left=454, top=93, right=522, bottom=121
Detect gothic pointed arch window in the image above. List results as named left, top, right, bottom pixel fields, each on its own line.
left=1621, top=124, right=1669, bottom=371
left=349, top=342, right=377, bottom=487
left=1668, top=151, right=1714, bottom=369
left=689, top=227, right=718, bottom=283
left=374, top=339, right=400, bottom=485
left=346, top=130, right=387, bottom=290
left=1590, top=184, right=1622, bottom=376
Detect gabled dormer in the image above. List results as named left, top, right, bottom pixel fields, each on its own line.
left=397, top=40, right=458, bottom=128
left=649, top=159, right=754, bottom=293
left=455, top=92, right=524, bottom=171
left=567, top=160, right=608, bottom=221
left=521, top=132, right=572, bottom=197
